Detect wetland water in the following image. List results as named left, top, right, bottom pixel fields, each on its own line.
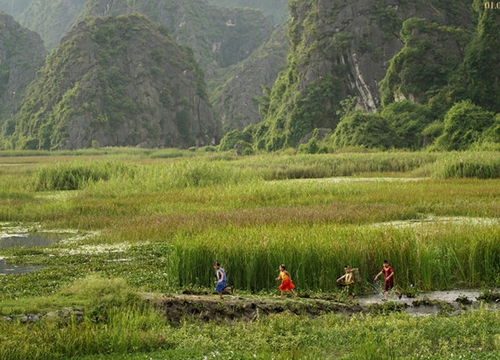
left=0, top=233, right=60, bottom=274
left=0, top=233, right=60, bottom=249
left=0, top=258, right=44, bottom=275
left=357, top=288, right=499, bottom=315
left=0, top=224, right=98, bottom=275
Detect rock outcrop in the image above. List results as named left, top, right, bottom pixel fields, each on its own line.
left=6, top=14, right=219, bottom=150
left=81, top=0, right=275, bottom=76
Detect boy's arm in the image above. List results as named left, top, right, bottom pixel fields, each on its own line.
left=337, top=274, right=346, bottom=282
left=374, top=270, right=382, bottom=280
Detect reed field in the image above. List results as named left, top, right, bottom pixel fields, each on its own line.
left=1, top=149, right=500, bottom=359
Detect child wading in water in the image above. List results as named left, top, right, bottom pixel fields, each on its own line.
left=337, top=265, right=357, bottom=301
left=213, top=262, right=234, bottom=299
left=276, top=264, right=297, bottom=298
left=374, top=259, right=402, bottom=301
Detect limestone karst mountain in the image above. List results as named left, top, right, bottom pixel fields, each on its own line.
left=253, top=0, right=475, bottom=150
left=5, top=14, right=219, bottom=150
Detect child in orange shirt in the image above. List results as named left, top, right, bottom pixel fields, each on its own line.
left=276, top=264, right=297, bottom=298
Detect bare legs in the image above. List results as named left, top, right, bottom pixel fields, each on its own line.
left=280, top=289, right=297, bottom=298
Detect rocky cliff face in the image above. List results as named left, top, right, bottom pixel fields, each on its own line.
left=6, top=14, right=219, bottom=150
left=81, top=0, right=279, bottom=132
left=0, top=13, right=45, bottom=134
left=333, top=0, right=473, bottom=111
left=209, top=26, right=288, bottom=132
left=257, top=0, right=475, bottom=150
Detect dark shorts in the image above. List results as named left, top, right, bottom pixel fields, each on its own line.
left=216, top=281, right=227, bottom=293
left=384, top=281, right=394, bottom=292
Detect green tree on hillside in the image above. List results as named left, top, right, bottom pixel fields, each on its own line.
left=330, top=111, right=400, bottom=150
left=435, top=100, right=495, bottom=151
left=463, top=0, right=500, bottom=112
left=380, top=101, right=433, bottom=150
left=380, top=18, right=468, bottom=106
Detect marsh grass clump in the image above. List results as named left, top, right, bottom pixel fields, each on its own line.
left=477, top=290, right=500, bottom=302
left=432, top=152, right=500, bottom=179
left=368, top=301, right=406, bottom=315
left=411, top=297, right=454, bottom=313
left=59, top=275, right=141, bottom=321
left=0, top=303, right=168, bottom=359
left=403, top=285, right=419, bottom=298
left=249, top=152, right=440, bottom=179
left=32, top=161, right=136, bottom=191
left=456, top=295, right=473, bottom=305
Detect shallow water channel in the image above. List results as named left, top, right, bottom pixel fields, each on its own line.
left=0, top=233, right=61, bottom=249
left=357, top=288, right=499, bottom=315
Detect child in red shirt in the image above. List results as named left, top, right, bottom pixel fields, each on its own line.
left=374, top=259, right=402, bottom=301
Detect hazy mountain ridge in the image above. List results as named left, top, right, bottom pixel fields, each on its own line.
left=9, top=0, right=275, bottom=74
left=0, top=13, right=46, bottom=136
left=2, top=0, right=495, bottom=152
left=17, top=0, right=88, bottom=50
left=0, top=0, right=31, bottom=17
left=206, top=0, right=289, bottom=24
left=209, top=25, right=288, bottom=133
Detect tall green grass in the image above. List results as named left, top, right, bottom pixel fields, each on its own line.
left=32, top=161, right=136, bottom=191
left=432, top=152, right=500, bottom=179
left=167, top=223, right=500, bottom=292
left=14, top=151, right=500, bottom=195
left=237, top=152, right=442, bottom=179
left=1, top=305, right=499, bottom=359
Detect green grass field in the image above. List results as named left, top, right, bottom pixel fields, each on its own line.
left=1, top=149, right=500, bottom=359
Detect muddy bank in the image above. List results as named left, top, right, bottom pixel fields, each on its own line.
left=150, top=290, right=500, bottom=324
left=151, top=295, right=365, bottom=324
